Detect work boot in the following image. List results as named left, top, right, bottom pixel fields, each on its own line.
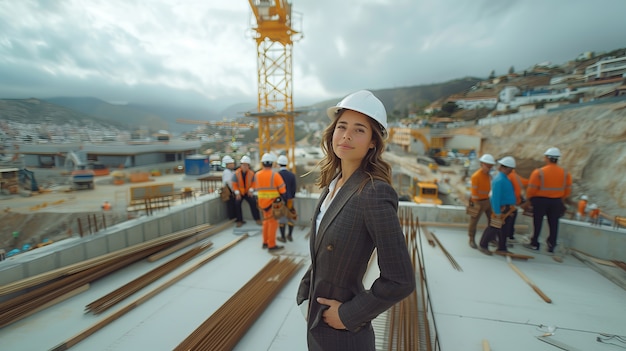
left=236, top=221, right=243, bottom=228
left=262, top=243, right=268, bottom=249
left=268, top=245, right=284, bottom=251
left=277, top=237, right=286, bottom=243
left=469, top=238, right=477, bottom=249
left=478, top=247, right=492, bottom=256
left=523, top=243, right=539, bottom=251
left=287, top=234, right=293, bottom=242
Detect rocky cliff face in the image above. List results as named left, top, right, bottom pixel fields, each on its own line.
left=478, top=100, right=626, bottom=216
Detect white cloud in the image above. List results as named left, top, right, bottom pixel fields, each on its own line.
left=0, top=0, right=625, bottom=112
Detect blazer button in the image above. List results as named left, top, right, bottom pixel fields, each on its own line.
left=326, top=244, right=334, bottom=251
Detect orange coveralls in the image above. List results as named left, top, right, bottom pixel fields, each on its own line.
left=253, top=169, right=286, bottom=249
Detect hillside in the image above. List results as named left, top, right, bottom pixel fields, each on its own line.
left=296, top=77, right=483, bottom=123
left=0, top=98, right=125, bottom=129
left=478, top=100, right=626, bottom=215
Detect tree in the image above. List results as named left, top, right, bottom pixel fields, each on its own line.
left=488, top=70, right=495, bottom=80
left=441, top=101, right=458, bottom=115
left=509, top=66, right=515, bottom=74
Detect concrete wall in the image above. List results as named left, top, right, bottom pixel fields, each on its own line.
left=1, top=193, right=623, bottom=287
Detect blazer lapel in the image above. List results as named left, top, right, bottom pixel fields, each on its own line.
left=314, top=170, right=367, bottom=253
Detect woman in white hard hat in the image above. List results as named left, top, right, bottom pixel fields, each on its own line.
left=296, top=90, right=415, bottom=351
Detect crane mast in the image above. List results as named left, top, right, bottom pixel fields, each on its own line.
left=247, top=0, right=302, bottom=171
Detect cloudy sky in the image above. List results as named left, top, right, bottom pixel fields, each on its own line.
left=1, top=0, right=625, bottom=114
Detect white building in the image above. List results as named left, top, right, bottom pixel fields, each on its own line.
left=584, top=55, right=626, bottom=81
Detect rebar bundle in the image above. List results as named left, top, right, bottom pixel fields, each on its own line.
left=173, top=257, right=302, bottom=351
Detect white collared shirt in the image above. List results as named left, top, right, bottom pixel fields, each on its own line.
left=315, top=177, right=341, bottom=237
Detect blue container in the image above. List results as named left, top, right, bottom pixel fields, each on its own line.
left=184, top=155, right=210, bottom=176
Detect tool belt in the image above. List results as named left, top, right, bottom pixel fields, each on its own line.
left=466, top=199, right=487, bottom=218
left=490, top=205, right=515, bottom=228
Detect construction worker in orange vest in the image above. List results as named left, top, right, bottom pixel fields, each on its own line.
left=467, top=154, right=495, bottom=249
left=576, top=195, right=589, bottom=221
left=232, top=155, right=262, bottom=227
left=588, top=203, right=600, bottom=225
left=253, top=153, right=286, bottom=251
left=524, top=147, right=572, bottom=253
left=506, top=167, right=529, bottom=241
left=102, top=201, right=112, bottom=211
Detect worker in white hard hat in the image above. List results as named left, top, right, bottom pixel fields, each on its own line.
left=523, top=147, right=572, bottom=253
left=296, top=90, right=415, bottom=350
left=506, top=158, right=529, bottom=242
left=576, top=194, right=589, bottom=221
left=588, top=203, right=600, bottom=225
left=466, top=153, right=495, bottom=249
left=478, top=156, right=517, bottom=256
left=276, top=154, right=297, bottom=243
left=232, top=155, right=262, bottom=227
left=221, top=155, right=236, bottom=220
left=253, top=152, right=286, bottom=251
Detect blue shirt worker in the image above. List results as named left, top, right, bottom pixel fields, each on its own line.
left=479, top=156, right=517, bottom=254
left=276, top=155, right=297, bottom=242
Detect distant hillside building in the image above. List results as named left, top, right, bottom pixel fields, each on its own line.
left=584, top=55, right=626, bottom=81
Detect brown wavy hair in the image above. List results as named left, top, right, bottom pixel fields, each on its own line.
left=316, top=109, right=391, bottom=189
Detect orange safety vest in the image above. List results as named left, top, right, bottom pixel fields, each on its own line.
left=232, top=168, right=255, bottom=195
left=526, top=163, right=572, bottom=199
left=470, top=169, right=491, bottom=201
left=253, top=169, right=286, bottom=209
left=507, top=170, right=528, bottom=205
left=577, top=199, right=588, bottom=216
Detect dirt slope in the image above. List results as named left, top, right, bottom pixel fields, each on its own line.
left=478, top=101, right=626, bottom=215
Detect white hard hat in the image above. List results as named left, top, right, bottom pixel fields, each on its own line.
left=589, top=203, right=597, bottom=210
left=261, top=153, right=276, bottom=164
left=326, top=90, right=388, bottom=137
left=498, top=156, right=516, bottom=168
left=240, top=155, right=251, bottom=164
left=222, top=155, right=234, bottom=164
left=581, top=195, right=588, bottom=201
left=544, top=147, right=561, bottom=158
left=478, top=154, right=496, bottom=165
left=277, top=155, right=288, bottom=165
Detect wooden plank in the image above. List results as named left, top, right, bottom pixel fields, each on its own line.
left=507, top=256, right=552, bottom=303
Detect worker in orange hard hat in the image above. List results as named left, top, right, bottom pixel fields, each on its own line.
left=102, top=201, right=112, bottom=211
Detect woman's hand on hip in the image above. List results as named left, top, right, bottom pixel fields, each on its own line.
left=317, top=297, right=346, bottom=330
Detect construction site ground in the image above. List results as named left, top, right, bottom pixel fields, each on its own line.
left=0, top=172, right=203, bottom=253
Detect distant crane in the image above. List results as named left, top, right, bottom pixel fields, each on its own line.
left=247, top=0, right=302, bottom=171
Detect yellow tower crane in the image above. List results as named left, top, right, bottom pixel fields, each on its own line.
left=247, top=0, right=302, bottom=171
